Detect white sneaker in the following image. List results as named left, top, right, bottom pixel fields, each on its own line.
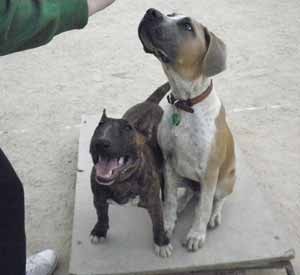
left=26, top=249, right=58, bottom=275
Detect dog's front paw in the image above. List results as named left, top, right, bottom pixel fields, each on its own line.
left=90, top=234, right=106, bottom=244
left=90, top=223, right=108, bottom=245
left=182, top=230, right=206, bottom=252
left=154, top=243, right=173, bottom=258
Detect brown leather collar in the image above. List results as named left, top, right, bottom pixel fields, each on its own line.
left=167, top=80, right=213, bottom=113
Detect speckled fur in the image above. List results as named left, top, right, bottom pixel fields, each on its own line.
left=159, top=73, right=235, bottom=251
left=138, top=9, right=236, bottom=252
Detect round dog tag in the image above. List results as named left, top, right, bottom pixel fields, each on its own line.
left=171, top=113, right=181, bottom=126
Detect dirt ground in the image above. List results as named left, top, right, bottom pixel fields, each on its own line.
left=0, top=0, right=299, bottom=274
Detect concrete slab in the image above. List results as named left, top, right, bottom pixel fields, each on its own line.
left=69, top=114, right=294, bottom=275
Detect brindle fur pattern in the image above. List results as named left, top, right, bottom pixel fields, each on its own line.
left=90, top=83, right=172, bottom=255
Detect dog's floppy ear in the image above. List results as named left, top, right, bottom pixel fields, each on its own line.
left=202, top=28, right=227, bottom=77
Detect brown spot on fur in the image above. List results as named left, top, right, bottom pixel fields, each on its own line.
left=213, top=105, right=236, bottom=194
left=174, top=21, right=208, bottom=80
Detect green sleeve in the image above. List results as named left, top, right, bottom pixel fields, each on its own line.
left=0, top=0, right=88, bottom=56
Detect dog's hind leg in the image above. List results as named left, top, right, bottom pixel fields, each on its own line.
left=209, top=172, right=235, bottom=228
left=177, top=187, right=194, bottom=214
left=208, top=196, right=225, bottom=229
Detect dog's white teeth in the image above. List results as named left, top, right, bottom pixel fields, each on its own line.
left=98, top=155, right=102, bottom=161
left=118, top=157, right=124, bottom=166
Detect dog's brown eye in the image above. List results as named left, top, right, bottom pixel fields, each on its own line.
left=184, top=23, right=193, bottom=31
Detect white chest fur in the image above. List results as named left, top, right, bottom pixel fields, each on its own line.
left=158, top=89, right=221, bottom=182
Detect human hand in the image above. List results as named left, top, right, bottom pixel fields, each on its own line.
left=87, top=0, right=116, bottom=16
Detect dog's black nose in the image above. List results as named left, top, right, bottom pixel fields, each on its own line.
left=146, top=8, right=163, bottom=20
left=95, top=139, right=111, bottom=150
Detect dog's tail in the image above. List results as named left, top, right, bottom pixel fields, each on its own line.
left=146, top=82, right=170, bottom=104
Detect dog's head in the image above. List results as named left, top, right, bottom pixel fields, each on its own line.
left=138, top=9, right=226, bottom=80
left=90, top=110, right=145, bottom=190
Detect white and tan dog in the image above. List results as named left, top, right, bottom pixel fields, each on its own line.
left=139, top=9, right=236, bottom=252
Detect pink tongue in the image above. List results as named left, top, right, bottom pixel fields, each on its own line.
left=95, top=158, right=119, bottom=178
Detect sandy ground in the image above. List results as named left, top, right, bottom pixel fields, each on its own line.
left=0, top=0, right=299, bottom=274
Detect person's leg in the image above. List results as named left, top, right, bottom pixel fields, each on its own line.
left=0, top=148, right=58, bottom=275
left=0, top=147, right=26, bottom=275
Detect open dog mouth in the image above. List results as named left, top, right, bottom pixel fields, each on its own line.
left=94, top=155, right=133, bottom=186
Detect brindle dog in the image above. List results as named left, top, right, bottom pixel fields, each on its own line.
left=89, top=83, right=173, bottom=257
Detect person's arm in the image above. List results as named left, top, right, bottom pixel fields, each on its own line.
left=0, top=0, right=115, bottom=56
left=87, top=0, right=115, bottom=16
